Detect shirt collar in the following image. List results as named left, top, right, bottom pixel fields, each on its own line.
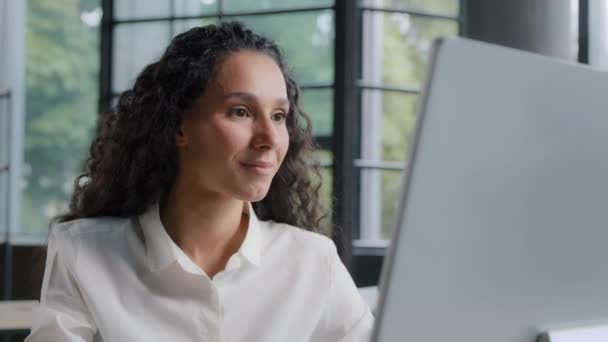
left=239, top=201, right=262, bottom=266
left=138, top=201, right=262, bottom=273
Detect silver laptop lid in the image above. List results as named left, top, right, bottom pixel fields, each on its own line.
left=373, top=37, right=608, bottom=342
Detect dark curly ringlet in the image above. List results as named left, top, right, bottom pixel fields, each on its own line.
left=56, top=21, right=330, bottom=237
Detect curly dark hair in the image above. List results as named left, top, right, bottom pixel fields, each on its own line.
left=56, top=21, right=329, bottom=236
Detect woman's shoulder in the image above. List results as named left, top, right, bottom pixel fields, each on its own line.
left=48, top=216, right=145, bottom=271
left=261, top=220, right=337, bottom=257
left=48, top=216, right=138, bottom=255
left=51, top=216, right=133, bottom=238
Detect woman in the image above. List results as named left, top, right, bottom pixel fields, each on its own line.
left=26, top=22, right=373, bottom=341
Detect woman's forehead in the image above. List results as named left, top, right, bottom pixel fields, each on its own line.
left=209, top=51, right=288, bottom=99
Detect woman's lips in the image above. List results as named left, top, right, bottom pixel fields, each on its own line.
left=240, top=161, right=274, bottom=175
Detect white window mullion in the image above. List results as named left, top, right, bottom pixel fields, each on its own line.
left=1, top=0, right=27, bottom=240
left=588, top=0, right=608, bottom=69
left=359, top=2, right=384, bottom=242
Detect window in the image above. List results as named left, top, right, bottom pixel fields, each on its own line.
left=16, top=0, right=463, bottom=258
left=14, top=0, right=464, bottom=257
left=18, top=0, right=102, bottom=237
left=354, top=0, right=461, bottom=248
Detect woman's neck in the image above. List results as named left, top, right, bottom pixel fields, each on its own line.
left=159, top=178, right=248, bottom=276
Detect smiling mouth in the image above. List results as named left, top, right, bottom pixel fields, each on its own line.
left=241, top=160, right=273, bottom=168
left=240, top=162, right=274, bottom=175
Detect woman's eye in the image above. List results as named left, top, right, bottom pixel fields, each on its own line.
left=272, top=112, right=287, bottom=122
left=230, top=107, right=249, bottom=118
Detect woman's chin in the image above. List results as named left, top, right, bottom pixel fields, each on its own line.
left=249, top=191, right=269, bottom=202
left=235, top=186, right=270, bottom=203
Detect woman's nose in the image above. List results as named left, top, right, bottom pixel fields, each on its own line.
left=252, top=116, right=279, bottom=150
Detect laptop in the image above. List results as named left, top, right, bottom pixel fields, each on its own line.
left=372, top=37, right=608, bottom=342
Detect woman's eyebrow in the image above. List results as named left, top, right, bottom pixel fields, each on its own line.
left=224, top=92, right=289, bottom=107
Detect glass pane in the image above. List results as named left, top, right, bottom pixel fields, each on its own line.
left=320, top=166, right=333, bottom=229
left=114, top=0, right=171, bottom=20
left=22, top=0, right=101, bottom=234
left=224, top=0, right=334, bottom=14
left=115, top=0, right=218, bottom=19
left=233, top=11, right=334, bottom=84
left=112, top=22, right=170, bottom=93
left=112, top=19, right=218, bottom=94
left=360, top=11, right=458, bottom=88
left=360, top=0, right=460, bottom=16
left=173, top=0, right=218, bottom=17
left=358, top=168, right=403, bottom=241
left=317, top=149, right=333, bottom=230
left=0, top=96, right=8, bottom=235
left=171, top=18, right=218, bottom=37
left=360, top=89, right=417, bottom=162
left=111, top=96, right=119, bottom=109
left=301, top=88, right=333, bottom=136
left=317, top=149, right=333, bottom=166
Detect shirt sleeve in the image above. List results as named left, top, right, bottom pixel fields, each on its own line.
left=310, top=241, right=375, bottom=342
left=25, top=228, right=97, bottom=342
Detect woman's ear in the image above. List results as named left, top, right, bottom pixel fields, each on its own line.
left=175, top=123, right=188, bottom=147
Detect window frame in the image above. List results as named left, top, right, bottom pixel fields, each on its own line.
left=352, top=2, right=464, bottom=260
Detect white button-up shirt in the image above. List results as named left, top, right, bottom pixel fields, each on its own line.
left=25, top=202, right=374, bottom=341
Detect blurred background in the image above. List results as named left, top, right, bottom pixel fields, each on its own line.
left=0, top=0, right=607, bottom=339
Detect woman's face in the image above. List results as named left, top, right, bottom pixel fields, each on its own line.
left=176, top=50, right=290, bottom=202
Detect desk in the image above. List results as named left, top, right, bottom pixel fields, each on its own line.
left=0, top=300, right=36, bottom=332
